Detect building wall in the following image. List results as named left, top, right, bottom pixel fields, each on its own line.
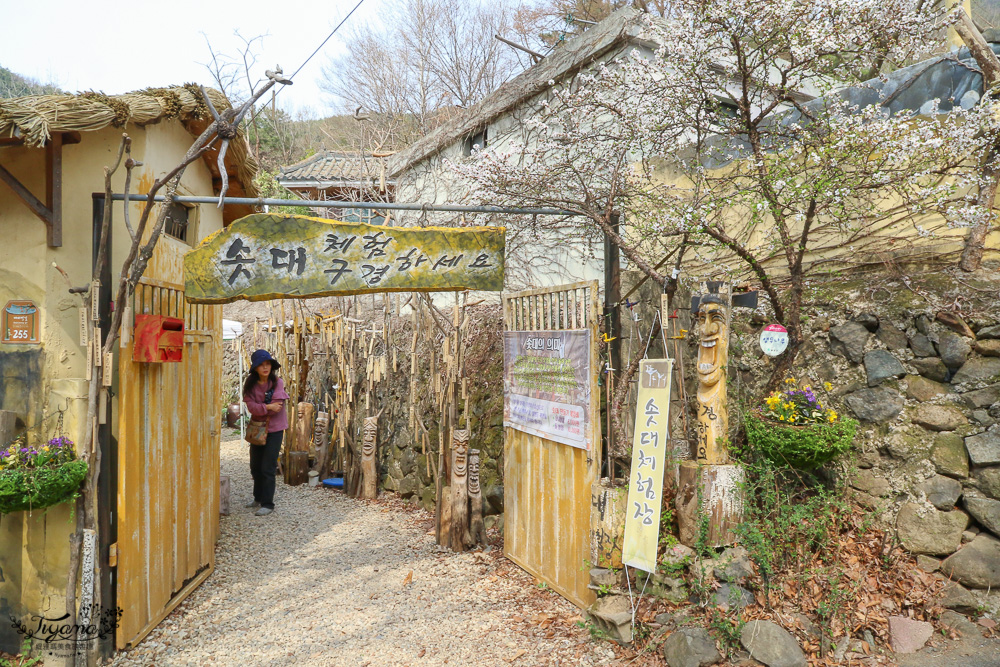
left=0, top=121, right=224, bottom=656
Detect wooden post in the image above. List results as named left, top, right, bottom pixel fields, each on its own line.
left=287, top=451, right=309, bottom=486
left=313, top=411, right=330, bottom=476
left=361, top=415, right=378, bottom=500
left=468, top=448, right=485, bottom=547
left=450, top=429, right=470, bottom=552
left=294, top=402, right=315, bottom=453
left=439, top=486, right=453, bottom=549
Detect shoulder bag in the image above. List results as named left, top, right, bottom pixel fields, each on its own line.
left=246, top=415, right=269, bottom=445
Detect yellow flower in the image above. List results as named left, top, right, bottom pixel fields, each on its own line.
left=827, top=410, right=838, bottom=423
left=785, top=377, right=796, bottom=384
left=823, top=382, right=833, bottom=391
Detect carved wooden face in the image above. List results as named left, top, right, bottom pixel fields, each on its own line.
left=453, top=429, right=469, bottom=476
left=468, top=449, right=481, bottom=494
left=362, top=417, right=377, bottom=456
left=697, top=300, right=728, bottom=389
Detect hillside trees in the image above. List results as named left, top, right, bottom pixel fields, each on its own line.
left=455, top=0, right=1000, bottom=393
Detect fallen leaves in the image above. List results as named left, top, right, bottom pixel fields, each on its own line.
left=403, top=570, right=413, bottom=586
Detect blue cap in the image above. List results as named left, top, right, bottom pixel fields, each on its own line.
left=250, top=349, right=281, bottom=372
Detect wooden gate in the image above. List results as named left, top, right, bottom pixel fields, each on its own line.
left=502, top=280, right=601, bottom=608
left=116, top=276, right=221, bottom=649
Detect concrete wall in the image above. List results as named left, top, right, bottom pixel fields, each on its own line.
left=0, top=120, right=224, bottom=655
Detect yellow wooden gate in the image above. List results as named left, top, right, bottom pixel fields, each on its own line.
left=116, top=275, right=221, bottom=649
left=502, top=280, right=601, bottom=608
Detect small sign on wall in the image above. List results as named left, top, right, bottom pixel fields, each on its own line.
left=3, top=300, right=40, bottom=344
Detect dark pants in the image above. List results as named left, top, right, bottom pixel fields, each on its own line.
left=249, top=431, right=283, bottom=509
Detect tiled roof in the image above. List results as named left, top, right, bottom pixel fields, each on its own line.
left=279, top=151, right=391, bottom=186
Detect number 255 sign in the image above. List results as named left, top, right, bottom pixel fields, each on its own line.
left=3, top=300, right=40, bottom=344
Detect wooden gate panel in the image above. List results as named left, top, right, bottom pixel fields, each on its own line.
left=117, top=279, right=220, bottom=649
left=502, top=281, right=600, bottom=608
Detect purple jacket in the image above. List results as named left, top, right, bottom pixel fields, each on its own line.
left=244, top=377, right=290, bottom=432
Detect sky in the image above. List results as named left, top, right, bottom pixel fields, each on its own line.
left=0, top=0, right=387, bottom=118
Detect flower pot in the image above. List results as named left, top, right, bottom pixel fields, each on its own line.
left=0, top=460, right=88, bottom=514
left=743, top=412, right=857, bottom=469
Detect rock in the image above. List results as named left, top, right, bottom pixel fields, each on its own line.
left=977, top=467, right=1000, bottom=499
left=964, top=497, right=1000, bottom=537
left=905, top=375, right=950, bottom=402
left=398, top=474, right=419, bottom=498
left=648, top=573, right=688, bottom=604
left=587, top=595, right=633, bottom=643
left=953, top=358, right=1000, bottom=385
left=939, top=610, right=981, bottom=637
left=974, top=340, right=1000, bottom=357
left=399, top=448, right=418, bottom=477
left=661, top=628, right=722, bottom=667
left=965, top=429, right=1000, bottom=466
left=962, top=385, right=1000, bottom=409
left=910, top=357, right=950, bottom=382
left=787, top=613, right=820, bottom=640
left=713, top=583, right=754, bottom=611
left=917, top=475, right=963, bottom=510
left=888, top=616, right=933, bottom=653
left=932, top=433, right=969, bottom=478
left=851, top=469, right=891, bottom=497
left=939, top=534, right=1000, bottom=589
left=877, top=323, right=909, bottom=350
left=938, top=332, right=972, bottom=370
left=972, top=409, right=996, bottom=427
left=590, top=568, right=618, bottom=590
left=909, top=334, right=937, bottom=358
left=864, top=350, right=906, bottom=387
left=978, top=325, right=1000, bottom=340
left=713, top=546, right=753, bottom=583
left=740, top=620, right=806, bottom=667
left=845, top=387, right=904, bottom=422
left=661, top=543, right=696, bottom=572
left=895, top=502, right=967, bottom=555
left=937, top=312, right=976, bottom=339
left=916, top=555, right=941, bottom=572
left=856, top=313, right=880, bottom=332
left=886, top=428, right=933, bottom=460
left=916, top=314, right=932, bottom=335
left=939, top=582, right=980, bottom=614
left=485, top=485, right=504, bottom=515
left=829, top=322, right=870, bottom=363
left=420, top=487, right=435, bottom=512
left=911, top=404, right=967, bottom=432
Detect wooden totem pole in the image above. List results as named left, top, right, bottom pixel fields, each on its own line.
left=468, top=448, right=486, bottom=547
left=360, top=415, right=378, bottom=500
left=313, top=411, right=330, bottom=476
left=677, top=294, right=744, bottom=547
left=449, top=429, right=471, bottom=552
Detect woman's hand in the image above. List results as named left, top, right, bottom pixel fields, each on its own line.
left=266, top=402, right=282, bottom=414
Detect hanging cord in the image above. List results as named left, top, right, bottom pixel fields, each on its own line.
left=642, top=308, right=661, bottom=360
left=625, top=564, right=651, bottom=634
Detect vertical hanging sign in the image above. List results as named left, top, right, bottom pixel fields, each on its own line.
left=622, top=359, right=673, bottom=573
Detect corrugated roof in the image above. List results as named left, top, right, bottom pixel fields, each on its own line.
left=279, top=151, right=390, bottom=186
left=387, top=7, right=653, bottom=177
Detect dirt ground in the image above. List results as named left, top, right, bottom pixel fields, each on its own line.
left=109, top=435, right=612, bottom=667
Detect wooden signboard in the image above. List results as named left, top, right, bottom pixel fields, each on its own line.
left=183, top=213, right=505, bottom=304
left=3, top=300, right=40, bottom=344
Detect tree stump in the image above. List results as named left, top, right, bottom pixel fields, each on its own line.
left=675, top=461, right=744, bottom=548
left=287, top=451, right=310, bottom=486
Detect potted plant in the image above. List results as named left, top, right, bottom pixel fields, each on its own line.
left=743, top=380, right=857, bottom=469
left=0, top=435, right=88, bottom=514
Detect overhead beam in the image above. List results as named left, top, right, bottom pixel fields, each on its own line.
left=0, top=132, right=70, bottom=247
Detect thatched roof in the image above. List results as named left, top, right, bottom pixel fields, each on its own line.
left=0, top=84, right=259, bottom=223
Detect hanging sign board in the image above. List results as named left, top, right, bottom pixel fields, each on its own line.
left=183, top=213, right=505, bottom=304
left=622, top=358, right=673, bottom=573
left=503, top=330, right=592, bottom=449
left=3, top=300, right=40, bottom=344
left=760, top=323, right=788, bottom=356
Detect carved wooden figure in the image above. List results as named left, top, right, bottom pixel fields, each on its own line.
left=695, top=296, right=729, bottom=464
left=294, top=402, right=315, bottom=453
left=361, top=415, right=378, bottom=500
left=450, top=429, right=471, bottom=551
left=313, top=411, right=330, bottom=475
left=468, top=448, right=486, bottom=547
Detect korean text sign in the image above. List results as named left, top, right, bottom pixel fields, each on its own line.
left=503, top=330, right=592, bottom=449
left=183, top=214, right=505, bottom=303
left=622, top=359, right=673, bottom=572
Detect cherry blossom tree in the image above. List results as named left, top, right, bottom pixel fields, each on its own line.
left=454, top=0, right=1000, bottom=391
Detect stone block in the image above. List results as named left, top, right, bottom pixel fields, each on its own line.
left=964, top=496, right=1000, bottom=538
left=953, top=358, right=1000, bottom=385
left=938, top=332, right=972, bottom=370
left=845, top=387, right=904, bottom=422
left=905, top=375, right=950, bottom=402
left=661, top=628, right=721, bottom=667
left=888, top=616, right=933, bottom=654
left=976, top=467, right=1000, bottom=499
left=917, top=475, right=963, bottom=510
left=740, top=620, right=807, bottom=667
left=877, top=323, right=909, bottom=350
left=966, top=429, right=1000, bottom=466
left=895, top=502, right=967, bottom=556
left=910, top=404, right=967, bottom=432
left=829, top=322, right=870, bottom=363
left=864, top=350, right=906, bottom=387
left=962, top=384, right=1000, bottom=409
left=587, top=594, right=633, bottom=643
left=932, top=432, right=968, bottom=478
left=974, top=340, right=1000, bottom=357
left=909, top=334, right=937, bottom=358
left=910, top=357, right=949, bottom=383
left=940, top=534, right=1000, bottom=589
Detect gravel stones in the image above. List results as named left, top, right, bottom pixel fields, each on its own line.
left=965, top=429, right=1000, bottom=466
left=845, top=387, right=904, bottom=422
left=895, top=502, right=968, bottom=555
left=865, top=350, right=906, bottom=387
left=938, top=332, right=972, bottom=370
left=917, top=475, right=963, bottom=510
left=964, top=497, right=1000, bottom=537
left=740, top=620, right=806, bottom=667
left=829, top=322, right=870, bottom=363
left=661, top=628, right=721, bottom=667
left=939, top=533, right=1000, bottom=589
left=905, top=375, right=950, bottom=402
left=911, top=404, right=967, bottom=432
left=952, top=357, right=1000, bottom=385
left=888, top=616, right=933, bottom=654
left=910, top=357, right=949, bottom=382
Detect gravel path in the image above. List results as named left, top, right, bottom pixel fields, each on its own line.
left=111, top=437, right=614, bottom=667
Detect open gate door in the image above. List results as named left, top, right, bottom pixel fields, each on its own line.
left=116, top=275, right=221, bottom=649
left=502, top=280, right=601, bottom=608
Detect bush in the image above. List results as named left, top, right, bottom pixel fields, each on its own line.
left=0, top=436, right=87, bottom=514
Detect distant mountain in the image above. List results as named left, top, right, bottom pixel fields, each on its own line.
left=0, top=66, right=63, bottom=98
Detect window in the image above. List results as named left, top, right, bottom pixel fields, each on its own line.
left=463, top=127, right=488, bottom=156
left=164, top=202, right=193, bottom=243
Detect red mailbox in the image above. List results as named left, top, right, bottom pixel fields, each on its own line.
left=133, top=315, right=184, bottom=362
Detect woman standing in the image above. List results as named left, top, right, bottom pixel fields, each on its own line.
left=242, top=349, right=289, bottom=516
